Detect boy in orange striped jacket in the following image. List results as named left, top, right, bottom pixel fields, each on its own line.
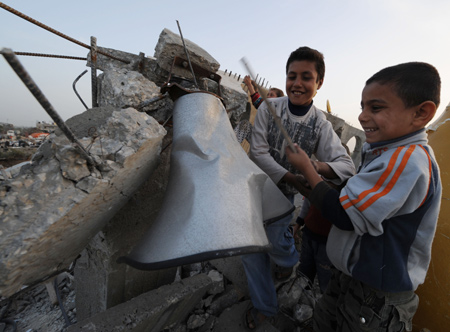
left=286, top=62, right=442, bottom=332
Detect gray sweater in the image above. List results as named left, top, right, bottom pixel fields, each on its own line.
left=249, top=96, right=355, bottom=195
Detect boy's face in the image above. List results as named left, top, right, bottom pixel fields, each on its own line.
left=359, top=82, right=418, bottom=143
left=286, top=60, right=323, bottom=106
left=267, top=89, right=278, bottom=98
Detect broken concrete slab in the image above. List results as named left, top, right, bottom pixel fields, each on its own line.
left=154, top=28, right=220, bottom=76
left=0, top=107, right=166, bottom=297
left=98, top=68, right=160, bottom=110
left=67, top=274, right=213, bottom=332
left=216, top=70, right=248, bottom=125
left=97, top=66, right=174, bottom=123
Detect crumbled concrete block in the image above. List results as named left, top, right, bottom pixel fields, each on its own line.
left=67, top=274, right=212, bottom=332
left=0, top=107, right=166, bottom=297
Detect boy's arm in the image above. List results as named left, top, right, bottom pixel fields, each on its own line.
left=340, top=146, right=433, bottom=236
left=285, top=144, right=325, bottom=190
left=286, top=144, right=355, bottom=230
left=315, top=120, right=355, bottom=183
left=249, top=101, right=290, bottom=184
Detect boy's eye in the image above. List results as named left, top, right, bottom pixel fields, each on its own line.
left=287, top=75, right=296, bottom=80
left=360, top=104, right=383, bottom=112
left=370, top=105, right=383, bottom=112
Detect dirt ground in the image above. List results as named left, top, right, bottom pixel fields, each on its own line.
left=0, top=147, right=35, bottom=168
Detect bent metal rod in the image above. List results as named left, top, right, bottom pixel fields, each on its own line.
left=1, top=48, right=96, bottom=166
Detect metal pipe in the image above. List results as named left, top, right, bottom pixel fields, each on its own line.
left=0, top=2, right=130, bottom=64
left=1, top=48, right=96, bottom=165
left=72, top=70, right=89, bottom=110
left=176, top=20, right=198, bottom=89
left=90, top=36, right=98, bottom=108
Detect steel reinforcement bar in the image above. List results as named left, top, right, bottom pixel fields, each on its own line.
left=0, top=2, right=130, bottom=64
left=1, top=48, right=96, bottom=166
left=13, top=52, right=86, bottom=61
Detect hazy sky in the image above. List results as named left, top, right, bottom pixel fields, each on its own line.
left=1, top=0, right=449, bottom=129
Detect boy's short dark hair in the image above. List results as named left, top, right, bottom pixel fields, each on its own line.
left=286, top=46, right=325, bottom=83
left=366, top=62, right=441, bottom=108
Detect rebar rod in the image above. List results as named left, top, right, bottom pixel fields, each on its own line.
left=73, top=70, right=89, bottom=110
left=0, top=2, right=130, bottom=64
left=14, top=52, right=86, bottom=60
left=90, top=36, right=98, bottom=108
left=176, top=20, right=199, bottom=89
left=1, top=48, right=95, bottom=165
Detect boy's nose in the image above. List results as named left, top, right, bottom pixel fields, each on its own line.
left=358, top=109, right=368, bottom=123
left=293, top=78, right=303, bottom=87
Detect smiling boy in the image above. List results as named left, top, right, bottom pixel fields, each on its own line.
left=241, top=46, right=355, bottom=329
left=286, top=62, right=442, bottom=331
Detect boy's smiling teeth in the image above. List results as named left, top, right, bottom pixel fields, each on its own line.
left=292, top=91, right=303, bottom=95
left=365, top=128, right=377, bottom=132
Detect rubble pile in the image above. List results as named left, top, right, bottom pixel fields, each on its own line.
left=0, top=26, right=362, bottom=331
left=0, top=255, right=320, bottom=332
left=0, top=106, right=166, bottom=297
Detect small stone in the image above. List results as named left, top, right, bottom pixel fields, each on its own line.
left=186, top=314, right=206, bottom=330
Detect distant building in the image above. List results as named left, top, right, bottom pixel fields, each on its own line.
left=6, top=130, right=15, bottom=139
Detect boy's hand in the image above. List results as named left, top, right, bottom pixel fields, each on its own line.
left=286, top=144, right=324, bottom=190
left=285, top=144, right=311, bottom=173
left=293, top=174, right=312, bottom=197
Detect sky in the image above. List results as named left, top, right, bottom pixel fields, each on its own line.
left=1, top=0, right=449, bottom=130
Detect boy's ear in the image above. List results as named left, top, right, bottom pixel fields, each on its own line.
left=317, top=78, right=324, bottom=90
left=413, top=101, right=437, bottom=127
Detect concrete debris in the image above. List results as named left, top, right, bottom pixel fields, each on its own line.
left=293, top=304, right=314, bottom=324
left=0, top=25, right=365, bottom=332
left=0, top=243, right=321, bottom=332
left=0, top=106, right=166, bottom=297
left=68, top=273, right=213, bottom=332
left=206, top=270, right=224, bottom=296
left=154, top=28, right=220, bottom=76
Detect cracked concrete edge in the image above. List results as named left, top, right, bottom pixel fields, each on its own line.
left=67, top=273, right=213, bottom=332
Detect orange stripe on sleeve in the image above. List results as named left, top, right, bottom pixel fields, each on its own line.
left=357, top=145, right=416, bottom=212
left=341, top=147, right=404, bottom=210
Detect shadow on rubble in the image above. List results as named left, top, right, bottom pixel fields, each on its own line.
left=149, top=258, right=319, bottom=332
left=0, top=233, right=319, bottom=332
left=162, top=261, right=319, bottom=332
